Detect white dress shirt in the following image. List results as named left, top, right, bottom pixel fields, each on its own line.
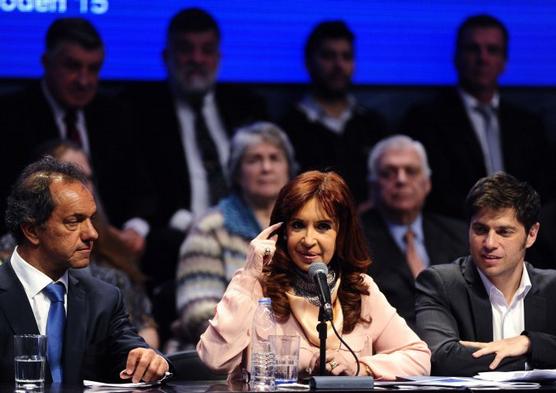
left=477, top=264, right=531, bottom=341
left=174, top=91, right=229, bottom=217
left=10, top=247, right=68, bottom=335
left=298, top=94, right=355, bottom=135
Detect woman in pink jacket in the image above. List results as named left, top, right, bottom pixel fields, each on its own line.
left=197, top=171, right=430, bottom=381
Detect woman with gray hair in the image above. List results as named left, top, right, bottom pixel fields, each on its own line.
left=169, top=122, right=296, bottom=351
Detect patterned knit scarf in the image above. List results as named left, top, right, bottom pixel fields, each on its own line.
left=290, top=263, right=337, bottom=307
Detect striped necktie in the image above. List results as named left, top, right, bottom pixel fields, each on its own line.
left=64, top=110, right=82, bottom=148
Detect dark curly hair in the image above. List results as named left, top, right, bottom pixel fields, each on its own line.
left=464, top=172, right=540, bottom=232
left=46, top=17, right=103, bottom=52
left=263, top=171, right=371, bottom=334
left=5, top=156, right=89, bottom=243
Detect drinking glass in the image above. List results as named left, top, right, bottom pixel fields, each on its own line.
left=270, top=335, right=300, bottom=385
left=14, top=334, right=46, bottom=392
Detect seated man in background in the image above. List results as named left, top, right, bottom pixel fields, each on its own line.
left=0, top=157, right=169, bottom=384
left=360, top=135, right=467, bottom=327
left=281, top=20, right=387, bottom=204
left=0, top=18, right=150, bottom=246
left=124, top=8, right=267, bottom=343
left=416, top=172, right=556, bottom=376
left=403, top=14, right=554, bottom=219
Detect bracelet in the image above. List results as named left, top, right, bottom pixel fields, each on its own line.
left=359, top=361, right=372, bottom=377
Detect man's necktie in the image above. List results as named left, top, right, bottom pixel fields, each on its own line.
left=404, top=228, right=425, bottom=278
left=475, top=105, right=503, bottom=174
left=189, top=99, right=228, bottom=205
left=64, top=110, right=82, bottom=148
left=43, top=282, right=66, bottom=383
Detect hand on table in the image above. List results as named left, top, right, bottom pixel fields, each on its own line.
left=309, top=349, right=361, bottom=376
left=460, top=334, right=531, bottom=369
left=120, top=347, right=169, bottom=383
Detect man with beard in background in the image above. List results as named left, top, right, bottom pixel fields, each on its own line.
left=281, top=20, right=387, bottom=204
left=124, top=7, right=267, bottom=346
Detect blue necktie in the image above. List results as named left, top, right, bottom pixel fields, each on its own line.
left=43, top=282, right=66, bottom=383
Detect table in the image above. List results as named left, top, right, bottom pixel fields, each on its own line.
left=4, top=380, right=556, bottom=393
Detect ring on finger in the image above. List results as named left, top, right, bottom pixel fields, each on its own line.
left=329, top=360, right=338, bottom=370
left=264, top=247, right=271, bottom=257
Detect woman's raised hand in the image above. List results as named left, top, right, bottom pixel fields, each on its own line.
left=244, top=222, right=283, bottom=275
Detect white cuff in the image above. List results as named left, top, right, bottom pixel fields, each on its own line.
left=123, top=217, right=150, bottom=237
left=169, top=209, right=194, bottom=232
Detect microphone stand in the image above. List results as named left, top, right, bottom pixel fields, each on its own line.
left=309, top=284, right=374, bottom=390
left=317, top=307, right=328, bottom=376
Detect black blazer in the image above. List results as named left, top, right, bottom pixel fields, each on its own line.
left=415, top=256, right=556, bottom=376
left=124, top=83, right=268, bottom=228
left=0, top=262, right=151, bottom=385
left=280, top=103, right=387, bottom=204
left=122, top=83, right=268, bottom=327
left=361, top=209, right=467, bottom=327
left=402, top=88, right=555, bottom=218
left=0, top=83, right=151, bottom=228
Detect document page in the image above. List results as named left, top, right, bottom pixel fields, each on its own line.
left=476, top=369, right=556, bottom=382
left=84, top=372, right=173, bottom=389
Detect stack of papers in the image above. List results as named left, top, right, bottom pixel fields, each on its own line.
left=375, top=376, right=541, bottom=389
left=476, top=369, right=556, bottom=382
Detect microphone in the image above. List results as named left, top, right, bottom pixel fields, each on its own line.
left=308, top=261, right=333, bottom=321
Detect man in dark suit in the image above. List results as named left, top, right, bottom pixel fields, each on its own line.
left=402, top=14, right=554, bottom=219
left=124, top=8, right=266, bottom=343
left=0, top=157, right=169, bottom=385
left=281, top=20, right=387, bottom=204
left=0, top=18, right=148, bottom=256
left=415, top=172, right=556, bottom=376
left=361, top=135, right=467, bottom=327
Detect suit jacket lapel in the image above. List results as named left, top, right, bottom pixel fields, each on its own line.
left=0, top=262, right=40, bottom=335
left=63, top=270, right=88, bottom=384
left=445, top=90, right=487, bottom=175
left=32, top=84, right=62, bottom=142
left=462, top=257, right=493, bottom=341
left=371, top=210, right=414, bottom=282
left=423, top=216, right=443, bottom=265
left=524, top=263, right=547, bottom=331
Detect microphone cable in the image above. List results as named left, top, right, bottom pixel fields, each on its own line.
left=330, top=319, right=361, bottom=376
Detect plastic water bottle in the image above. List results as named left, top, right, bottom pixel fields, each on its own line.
left=250, top=297, right=276, bottom=391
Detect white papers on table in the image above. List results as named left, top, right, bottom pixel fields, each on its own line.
left=476, top=369, right=556, bottom=382
left=375, top=376, right=540, bottom=389
left=84, top=371, right=173, bottom=390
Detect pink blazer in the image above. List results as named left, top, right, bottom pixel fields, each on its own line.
left=197, top=268, right=431, bottom=381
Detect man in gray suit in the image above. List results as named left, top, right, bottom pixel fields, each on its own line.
left=416, top=172, right=556, bottom=376
left=360, top=135, right=467, bottom=327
